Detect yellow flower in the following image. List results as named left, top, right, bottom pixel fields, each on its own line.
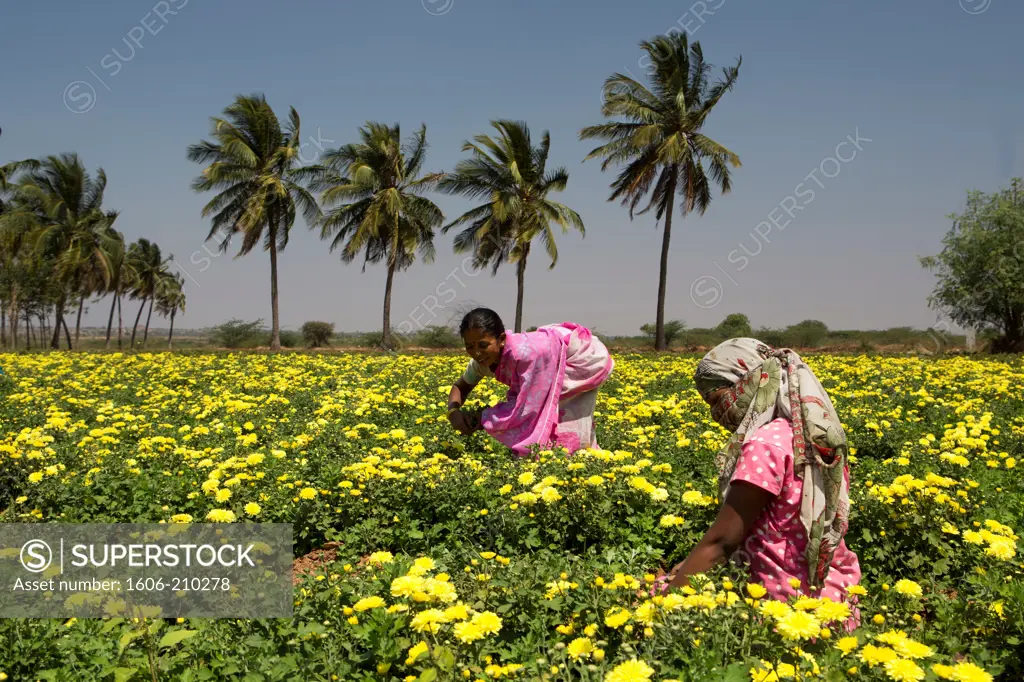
left=859, top=644, right=898, bottom=667
left=884, top=659, right=925, bottom=682
left=605, top=659, right=655, bottom=682
left=353, top=596, right=385, bottom=611
left=746, top=583, right=768, bottom=599
left=299, top=487, right=317, bottom=500
left=604, top=607, right=630, bottom=628
left=776, top=611, right=821, bottom=640
left=873, top=614, right=886, bottom=625
left=471, top=611, right=502, bottom=635
left=205, top=509, right=236, bottom=523
left=758, top=600, right=792, bottom=620
left=410, top=609, right=446, bottom=633
left=894, top=579, right=923, bottom=598
left=836, top=636, right=859, bottom=655
left=405, top=641, right=429, bottom=665
left=243, top=502, right=261, bottom=516
left=815, top=600, right=851, bottom=622
left=567, top=637, right=594, bottom=660
left=367, top=551, right=394, bottom=566
left=846, top=585, right=867, bottom=597
left=947, top=662, right=994, bottom=682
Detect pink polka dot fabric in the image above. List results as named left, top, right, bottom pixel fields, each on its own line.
left=731, top=418, right=862, bottom=622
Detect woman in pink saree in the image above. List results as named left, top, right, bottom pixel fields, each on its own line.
left=447, top=308, right=614, bottom=456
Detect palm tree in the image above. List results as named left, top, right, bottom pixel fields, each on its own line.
left=155, top=272, right=186, bottom=349
left=3, top=153, right=115, bottom=349
left=126, top=238, right=169, bottom=349
left=316, top=122, right=444, bottom=349
left=104, top=236, right=136, bottom=350
left=439, top=120, right=584, bottom=333
left=187, top=93, right=322, bottom=351
left=58, top=212, right=121, bottom=349
left=580, top=34, right=741, bottom=350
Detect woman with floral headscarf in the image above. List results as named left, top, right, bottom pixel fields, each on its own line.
left=654, top=338, right=861, bottom=616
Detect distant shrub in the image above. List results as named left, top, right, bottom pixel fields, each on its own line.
left=715, top=313, right=752, bottom=340
left=784, top=320, right=829, bottom=348
left=754, top=326, right=786, bottom=348
left=207, top=319, right=266, bottom=349
left=415, top=325, right=460, bottom=348
left=301, top=321, right=335, bottom=348
left=278, top=330, right=301, bottom=348
left=640, top=320, right=686, bottom=347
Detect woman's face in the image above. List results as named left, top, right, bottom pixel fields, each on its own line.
left=463, top=328, right=504, bottom=368
left=703, top=385, right=731, bottom=422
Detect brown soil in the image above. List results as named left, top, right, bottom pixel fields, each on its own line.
left=291, top=541, right=343, bottom=585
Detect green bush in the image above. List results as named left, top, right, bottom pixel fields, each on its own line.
left=278, top=330, right=301, bottom=348
left=414, top=325, right=460, bottom=348
left=206, top=318, right=266, bottom=348
left=783, top=319, right=829, bottom=348
left=715, top=313, right=752, bottom=340
left=301, top=321, right=335, bottom=348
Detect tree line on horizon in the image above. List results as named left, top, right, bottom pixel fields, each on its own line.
left=2, top=28, right=1021, bottom=354
left=1, top=31, right=741, bottom=353
left=0, top=155, right=185, bottom=351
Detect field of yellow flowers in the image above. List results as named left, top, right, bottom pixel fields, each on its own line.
left=0, top=351, right=1022, bottom=682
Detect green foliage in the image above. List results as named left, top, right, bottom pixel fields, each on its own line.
left=715, top=313, right=752, bottom=340
left=301, top=321, right=334, bottom=348
left=920, top=178, right=1024, bottom=352
left=783, top=319, right=829, bottom=348
left=413, top=325, right=459, bottom=348
left=640, top=319, right=685, bottom=347
left=278, top=329, right=301, bottom=348
left=580, top=31, right=741, bottom=350
left=438, top=121, right=585, bottom=331
left=206, top=318, right=266, bottom=348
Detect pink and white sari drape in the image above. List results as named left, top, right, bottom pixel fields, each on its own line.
left=480, top=323, right=613, bottom=456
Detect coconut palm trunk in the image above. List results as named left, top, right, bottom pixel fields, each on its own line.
left=117, top=296, right=123, bottom=349
left=50, top=295, right=66, bottom=349
left=75, top=294, right=86, bottom=350
left=167, top=307, right=177, bottom=349
left=655, top=173, right=677, bottom=352
left=143, top=297, right=154, bottom=347
left=382, top=260, right=396, bottom=350
left=62, top=317, right=72, bottom=349
left=130, top=296, right=146, bottom=348
left=105, top=291, right=117, bottom=349
left=268, top=228, right=281, bottom=351
left=514, top=247, right=529, bottom=334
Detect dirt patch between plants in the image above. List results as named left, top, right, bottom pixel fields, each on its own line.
left=292, top=542, right=343, bottom=585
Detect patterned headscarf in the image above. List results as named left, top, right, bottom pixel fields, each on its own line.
left=694, top=338, right=851, bottom=588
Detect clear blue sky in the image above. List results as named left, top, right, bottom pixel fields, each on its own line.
left=2, top=0, right=1022, bottom=335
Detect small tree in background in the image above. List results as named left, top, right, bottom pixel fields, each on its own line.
left=207, top=318, right=266, bottom=348
left=302, top=321, right=334, bottom=348
left=415, top=325, right=460, bottom=348
left=641, top=319, right=685, bottom=348
left=716, top=313, right=752, bottom=340
left=785, top=319, right=829, bottom=348
left=920, top=178, right=1024, bottom=352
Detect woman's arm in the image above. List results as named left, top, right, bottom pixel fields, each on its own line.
left=448, top=378, right=475, bottom=410
left=448, top=378, right=478, bottom=435
left=664, top=482, right=774, bottom=589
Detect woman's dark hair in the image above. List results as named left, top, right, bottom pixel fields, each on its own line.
left=459, top=308, right=505, bottom=338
